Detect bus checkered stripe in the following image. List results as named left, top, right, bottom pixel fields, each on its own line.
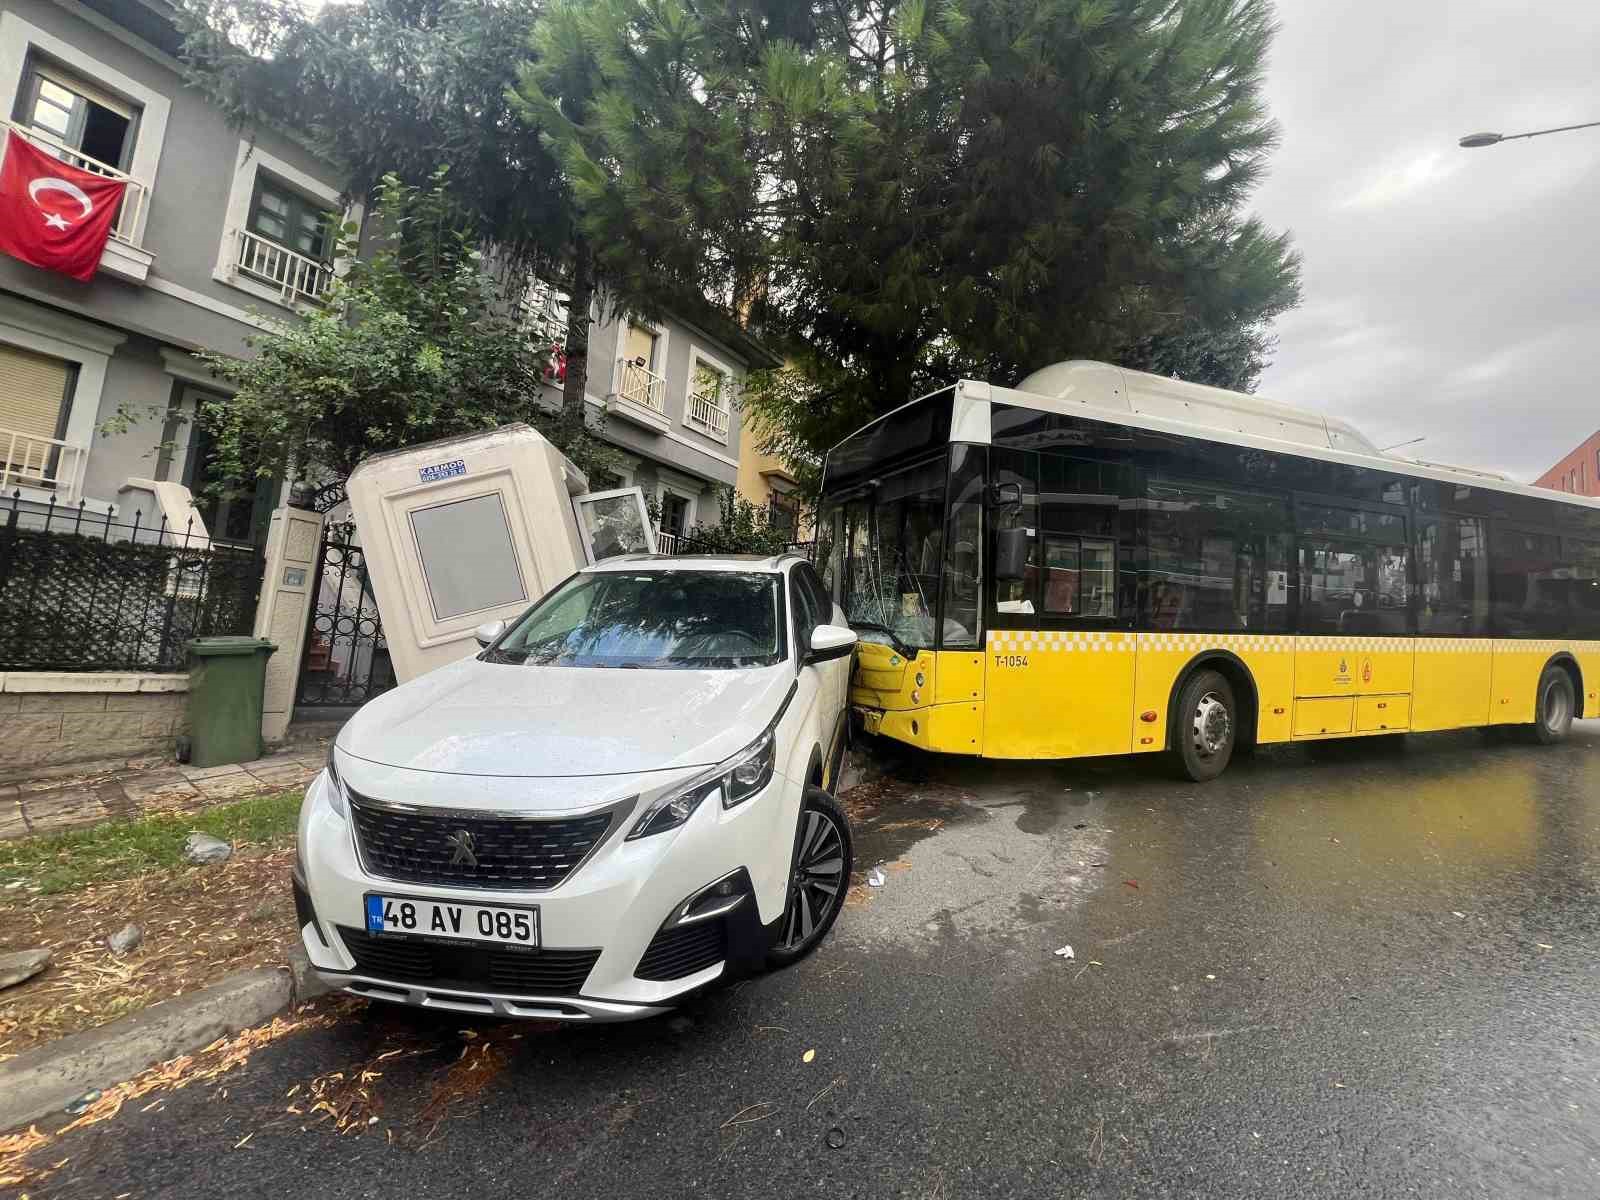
left=983, top=634, right=1600, bottom=656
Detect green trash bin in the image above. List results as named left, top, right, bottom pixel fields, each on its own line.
left=186, top=637, right=277, bottom=768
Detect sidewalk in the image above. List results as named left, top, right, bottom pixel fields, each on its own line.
left=0, top=743, right=330, bottom=842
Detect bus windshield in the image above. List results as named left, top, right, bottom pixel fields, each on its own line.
left=823, top=451, right=982, bottom=652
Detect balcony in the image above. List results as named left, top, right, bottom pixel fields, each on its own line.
left=686, top=388, right=731, bottom=440
left=0, top=427, right=88, bottom=503
left=228, top=229, right=334, bottom=308
left=606, top=357, right=670, bottom=432
left=1, top=121, right=153, bottom=284
left=653, top=529, right=681, bottom=555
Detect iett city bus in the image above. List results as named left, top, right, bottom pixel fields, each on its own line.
left=816, top=359, right=1600, bottom=780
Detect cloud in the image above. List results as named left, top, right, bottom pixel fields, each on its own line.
left=1250, top=1, right=1600, bottom=482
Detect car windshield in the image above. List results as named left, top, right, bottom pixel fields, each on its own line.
left=486, top=570, right=784, bottom=669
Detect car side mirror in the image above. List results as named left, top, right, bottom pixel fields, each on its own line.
left=474, top=619, right=507, bottom=649
left=805, top=623, right=857, bottom=664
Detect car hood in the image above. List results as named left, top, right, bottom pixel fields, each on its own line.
left=337, top=655, right=792, bottom=778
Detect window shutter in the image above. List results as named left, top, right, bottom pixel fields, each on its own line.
left=0, top=344, right=73, bottom=444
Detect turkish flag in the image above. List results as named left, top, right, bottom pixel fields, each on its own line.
left=0, top=131, right=128, bottom=282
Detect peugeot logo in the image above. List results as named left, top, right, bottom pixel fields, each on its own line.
left=446, top=829, right=478, bottom=868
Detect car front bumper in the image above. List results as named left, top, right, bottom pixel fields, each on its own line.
left=294, top=768, right=796, bottom=1022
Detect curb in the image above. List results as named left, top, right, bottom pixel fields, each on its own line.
left=0, top=949, right=334, bottom=1132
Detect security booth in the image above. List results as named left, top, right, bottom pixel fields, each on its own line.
left=345, top=424, right=654, bottom=683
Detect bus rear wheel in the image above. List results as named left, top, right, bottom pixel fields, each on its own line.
left=1171, top=669, right=1236, bottom=781
left=1530, top=665, right=1575, bottom=745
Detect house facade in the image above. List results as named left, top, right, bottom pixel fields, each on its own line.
left=1533, top=430, right=1600, bottom=498
left=536, top=301, right=780, bottom=550
left=0, top=0, right=353, bottom=544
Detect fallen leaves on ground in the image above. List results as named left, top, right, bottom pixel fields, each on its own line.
left=0, top=844, right=299, bottom=1059
left=0, top=999, right=355, bottom=1191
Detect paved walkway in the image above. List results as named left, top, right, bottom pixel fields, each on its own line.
left=0, top=742, right=330, bottom=841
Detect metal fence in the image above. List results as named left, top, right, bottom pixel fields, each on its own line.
left=0, top=491, right=262, bottom=673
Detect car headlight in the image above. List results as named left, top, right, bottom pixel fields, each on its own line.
left=323, top=745, right=348, bottom=818
left=627, top=727, right=779, bottom=840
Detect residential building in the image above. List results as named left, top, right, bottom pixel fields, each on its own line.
left=734, top=406, right=807, bottom=540
left=0, top=0, right=354, bottom=544
left=1533, top=430, right=1600, bottom=498
left=539, top=299, right=781, bottom=550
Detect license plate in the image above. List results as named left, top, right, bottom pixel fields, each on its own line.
left=364, top=893, right=540, bottom=948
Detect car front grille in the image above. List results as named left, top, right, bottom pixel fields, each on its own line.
left=349, top=793, right=616, bottom=891
left=635, top=920, right=727, bottom=981
left=336, top=927, right=601, bottom=997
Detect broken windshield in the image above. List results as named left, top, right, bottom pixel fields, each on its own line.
left=836, top=456, right=950, bottom=651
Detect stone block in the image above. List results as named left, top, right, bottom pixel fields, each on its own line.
left=0, top=695, right=21, bottom=715
left=0, top=798, right=26, bottom=841
left=60, top=713, right=154, bottom=742
left=16, top=693, right=110, bottom=715
left=105, top=692, right=183, bottom=714
left=0, top=715, right=65, bottom=745
left=0, top=739, right=159, bottom=775
left=193, top=771, right=268, bottom=800
left=245, top=762, right=317, bottom=789
left=22, top=787, right=107, bottom=835
left=140, top=713, right=178, bottom=737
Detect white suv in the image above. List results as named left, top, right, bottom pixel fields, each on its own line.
left=292, top=553, right=857, bottom=1021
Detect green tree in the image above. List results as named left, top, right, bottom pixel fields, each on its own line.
left=193, top=172, right=612, bottom=486
left=749, top=0, right=1300, bottom=457
left=679, top=488, right=800, bottom=556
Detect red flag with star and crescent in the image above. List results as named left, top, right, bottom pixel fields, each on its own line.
left=0, top=130, right=127, bottom=282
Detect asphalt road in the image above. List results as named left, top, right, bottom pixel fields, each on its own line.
left=20, top=725, right=1600, bottom=1199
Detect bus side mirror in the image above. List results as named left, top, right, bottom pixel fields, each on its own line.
left=995, top=527, right=1030, bottom=581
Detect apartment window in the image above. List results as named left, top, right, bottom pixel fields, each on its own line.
left=687, top=351, right=734, bottom=439
left=623, top=323, right=661, bottom=372
left=660, top=492, right=691, bottom=536
left=18, top=62, right=137, bottom=170
left=247, top=176, right=333, bottom=261
left=692, top=359, right=730, bottom=408
left=0, top=343, right=76, bottom=483
left=769, top=493, right=799, bottom=539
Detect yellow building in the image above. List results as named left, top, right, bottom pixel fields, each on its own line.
left=735, top=406, right=809, bottom=541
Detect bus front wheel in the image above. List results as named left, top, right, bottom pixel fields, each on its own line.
left=1530, top=665, right=1575, bottom=746
left=1171, top=669, right=1237, bottom=782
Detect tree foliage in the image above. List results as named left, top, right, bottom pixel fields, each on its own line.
left=679, top=488, right=800, bottom=557
left=193, top=172, right=613, bottom=486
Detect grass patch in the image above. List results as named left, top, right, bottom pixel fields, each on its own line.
left=0, top=790, right=303, bottom=897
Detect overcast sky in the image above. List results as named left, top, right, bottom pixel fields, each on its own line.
left=1249, top=2, right=1600, bottom=482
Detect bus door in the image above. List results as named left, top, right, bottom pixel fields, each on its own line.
left=1412, top=514, right=1492, bottom=730
left=983, top=447, right=1135, bottom=759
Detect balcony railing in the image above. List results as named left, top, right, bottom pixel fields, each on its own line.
left=2, top=120, right=149, bottom=247
left=233, top=228, right=334, bottom=306
left=615, top=358, right=667, bottom=414
left=687, top=388, right=731, bottom=439
left=653, top=530, right=681, bottom=555
left=1, top=427, right=88, bottom=502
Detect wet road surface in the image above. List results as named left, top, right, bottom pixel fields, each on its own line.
left=15, top=725, right=1600, bottom=1198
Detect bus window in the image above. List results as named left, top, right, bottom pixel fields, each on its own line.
left=941, top=444, right=985, bottom=647
left=1567, top=539, right=1600, bottom=638
left=990, top=449, right=1039, bottom=617
left=839, top=456, right=949, bottom=649
left=1142, top=479, right=1291, bottom=631
left=1416, top=516, right=1489, bottom=636
left=1490, top=527, right=1565, bottom=637
left=1298, top=540, right=1411, bottom=634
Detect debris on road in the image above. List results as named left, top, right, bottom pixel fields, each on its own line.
left=1053, top=944, right=1075, bottom=960
left=63, top=1089, right=101, bottom=1115
left=183, top=833, right=233, bottom=866
left=1123, top=879, right=1140, bottom=889
left=106, top=923, right=144, bottom=955
left=0, top=947, right=51, bottom=990
left=867, top=867, right=886, bottom=887
left=803, top=1049, right=816, bottom=1063
left=825, top=1126, right=847, bottom=1149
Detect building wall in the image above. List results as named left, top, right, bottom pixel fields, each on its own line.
left=1533, top=430, right=1600, bottom=497
left=0, top=673, right=188, bottom=782
left=734, top=406, right=809, bottom=538
left=0, top=0, right=351, bottom=349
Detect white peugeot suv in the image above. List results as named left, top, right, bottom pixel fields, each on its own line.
left=292, top=553, right=857, bottom=1021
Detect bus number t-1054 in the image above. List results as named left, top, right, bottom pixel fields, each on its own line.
left=993, top=654, right=1029, bottom=668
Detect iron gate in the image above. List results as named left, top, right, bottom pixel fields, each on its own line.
left=296, top=484, right=395, bottom=710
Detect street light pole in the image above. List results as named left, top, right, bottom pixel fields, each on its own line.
left=1459, top=120, right=1600, bottom=148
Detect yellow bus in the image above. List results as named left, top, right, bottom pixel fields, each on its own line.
left=817, top=360, right=1600, bottom=780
